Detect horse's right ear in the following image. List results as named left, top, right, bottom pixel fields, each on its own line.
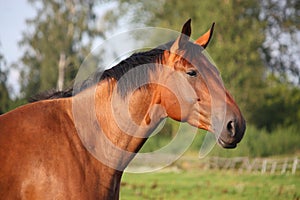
left=170, top=19, right=192, bottom=53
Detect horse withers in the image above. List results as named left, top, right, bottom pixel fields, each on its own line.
left=0, top=19, right=245, bottom=199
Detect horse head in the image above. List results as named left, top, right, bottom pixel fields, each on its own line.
left=159, top=19, right=246, bottom=148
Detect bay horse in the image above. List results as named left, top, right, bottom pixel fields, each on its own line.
left=0, top=19, right=245, bottom=199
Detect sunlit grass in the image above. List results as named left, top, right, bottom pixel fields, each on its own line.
left=120, top=170, right=300, bottom=200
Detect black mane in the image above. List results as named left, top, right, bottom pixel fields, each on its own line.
left=30, top=41, right=174, bottom=102
left=30, top=39, right=204, bottom=102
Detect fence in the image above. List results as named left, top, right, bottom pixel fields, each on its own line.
left=203, top=157, right=299, bottom=175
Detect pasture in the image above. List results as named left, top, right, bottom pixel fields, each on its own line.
left=120, top=169, right=300, bottom=200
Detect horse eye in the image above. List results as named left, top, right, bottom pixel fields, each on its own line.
left=186, top=70, right=197, bottom=77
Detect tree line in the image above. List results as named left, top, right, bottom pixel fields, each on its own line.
left=1, top=0, right=299, bottom=133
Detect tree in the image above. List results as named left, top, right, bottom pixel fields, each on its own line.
left=0, top=47, right=10, bottom=114
left=19, top=0, right=102, bottom=100
left=252, top=74, right=300, bottom=131
left=260, top=0, right=300, bottom=84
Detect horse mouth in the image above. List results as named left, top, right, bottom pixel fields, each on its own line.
left=217, top=138, right=237, bottom=149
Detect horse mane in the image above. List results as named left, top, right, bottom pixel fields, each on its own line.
left=30, top=40, right=203, bottom=102
left=30, top=41, right=175, bottom=102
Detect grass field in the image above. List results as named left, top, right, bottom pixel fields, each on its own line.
left=121, top=122, right=300, bottom=199
left=120, top=170, right=300, bottom=200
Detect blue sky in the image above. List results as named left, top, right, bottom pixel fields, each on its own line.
left=0, top=1, right=35, bottom=64
left=0, top=1, right=35, bottom=93
left=0, top=1, right=119, bottom=65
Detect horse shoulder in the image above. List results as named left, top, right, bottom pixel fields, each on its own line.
left=0, top=100, right=90, bottom=198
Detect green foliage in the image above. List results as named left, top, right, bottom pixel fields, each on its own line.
left=141, top=121, right=300, bottom=158
left=139, top=119, right=184, bottom=153
left=19, top=0, right=102, bottom=99
left=251, top=74, right=300, bottom=131
left=0, top=51, right=10, bottom=114
left=0, top=46, right=27, bottom=114
left=121, top=171, right=300, bottom=200
left=192, top=125, right=300, bottom=157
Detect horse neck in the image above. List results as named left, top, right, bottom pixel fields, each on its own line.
left=95, top=79, right=167, bottom=152
left=71, top=79, right=166, bottom=198
left=72, top=79, right=166, bottom=171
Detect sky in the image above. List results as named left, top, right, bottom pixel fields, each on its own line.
left=0, top=1, right=35, bottom=64
left=0, top=1, right=35, bottom=94
left=0, top=1, right=120, bottom=95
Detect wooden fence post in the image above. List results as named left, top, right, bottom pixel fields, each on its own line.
left=270, top=162, right=277, bottom=174
left=292, top=157, right=298, bottom=175
left=261, top=160, right=267, bottom=174
left=281, top=159, right=288, bottom=174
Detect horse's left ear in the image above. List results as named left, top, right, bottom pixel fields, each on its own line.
left=195, top=22, right=215, bottom=49
left=170, top=19, right=192, bottom=53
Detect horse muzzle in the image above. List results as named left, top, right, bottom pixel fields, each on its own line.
left=217, top=117, right=246, bottom=149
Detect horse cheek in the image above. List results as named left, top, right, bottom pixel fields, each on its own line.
left=162, top=90, right=182, bottom=121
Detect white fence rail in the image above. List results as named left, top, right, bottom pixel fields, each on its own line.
left=203, top=157, right=298, bottom=175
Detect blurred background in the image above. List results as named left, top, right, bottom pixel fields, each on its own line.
left=0, top=0, right=299, bottom=198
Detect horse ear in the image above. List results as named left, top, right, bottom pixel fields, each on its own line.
left=170, top=19, right=192, bottom=53
left=195, top=22, right=215, bottom=49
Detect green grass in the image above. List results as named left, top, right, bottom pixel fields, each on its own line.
left=120, top=170, right=300, bottom=200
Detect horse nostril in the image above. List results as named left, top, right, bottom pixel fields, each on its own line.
left=227, top=120, right=236, bottom=137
